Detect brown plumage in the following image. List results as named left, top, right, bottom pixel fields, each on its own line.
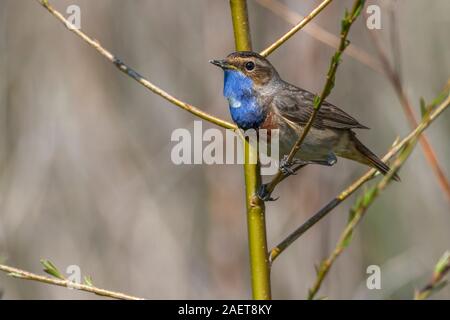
left=211, top=51, right=399, bottom=180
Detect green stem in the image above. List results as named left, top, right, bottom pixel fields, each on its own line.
left=230, top=0, right=252, bottom=51
left=308, top=93, right=450, bottom=299
left=263, top=0, right=366, bottom=199
left=415, top=251, right=450, bottom=300
left=229, top=0, right=271, bottom=300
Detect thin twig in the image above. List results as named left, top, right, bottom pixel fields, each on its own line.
left=261, top=0, right=366, bottom=201
left=387, top=3, right=402, bottom=79
left=260, top=0, right=450, bottom=200
left=308, top=146, right=412, bottom=299
left=256, top=0, right=383, bottom=73
left=259, top=0, right=334, bottom=57
left=35, top=0, right=236, bottom=130
left=307, top=94, right=450, bottom=299
left=365, top=10, right=450, bottom=200
left=0, top=264, right=144, bottom=300
left=415, top=251, right=450, bottom=300
left=270, top=92, right=450, bottom=263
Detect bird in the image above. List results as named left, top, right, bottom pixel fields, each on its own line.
left=210, top=51, right=398, bottom=198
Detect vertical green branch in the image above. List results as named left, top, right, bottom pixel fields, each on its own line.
left=230, top=0, right=253, bottom=50
left=229, top=0, right=271, bottom=300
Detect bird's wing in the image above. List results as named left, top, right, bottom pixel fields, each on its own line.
left=272, top=85, right=368, bottom=130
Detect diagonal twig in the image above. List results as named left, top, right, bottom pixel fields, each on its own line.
left=270, top=92, right=450, bottom=263
left=308, top=140, right=415, bottom=299
left=307, top=93, right=450, bottom=299
left=364, top=9, right=450, bottom=200
left=36, top=0, right=236, bottom=130
left=259, top=0, right=333, bottom=57
left=257, top=0, right=382, bottom=73
left=259, top=0, right=366, bottom=201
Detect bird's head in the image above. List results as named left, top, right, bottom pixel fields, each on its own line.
left=210, top=51, right=279, bottom=87
left=210, top=52, right=277, bottom=129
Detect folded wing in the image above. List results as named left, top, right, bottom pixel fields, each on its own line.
left=272, top=84, right=368, bottom=130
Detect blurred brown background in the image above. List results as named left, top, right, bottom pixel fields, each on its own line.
left=0, top=0, right=449, bottom=299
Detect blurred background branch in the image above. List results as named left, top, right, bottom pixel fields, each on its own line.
left=308, top=92, right=450, bottom=299
left=364, top=7, right=450, bottom=200
left=271, top=88, right=450, bottom=264
left=256, top=0, right=382, bottom=73
left=259, top=0, right=333, bottom=57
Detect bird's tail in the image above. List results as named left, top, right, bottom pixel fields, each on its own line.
left=340, top=133, right=400, bottom=181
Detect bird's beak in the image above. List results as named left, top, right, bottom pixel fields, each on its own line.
left=209, top=59, right=233, bottom=70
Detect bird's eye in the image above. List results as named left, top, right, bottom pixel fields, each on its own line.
left=245, top=61, right=255, bottom=71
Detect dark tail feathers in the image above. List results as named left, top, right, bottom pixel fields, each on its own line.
left=351, top=134, right=400, bottom=181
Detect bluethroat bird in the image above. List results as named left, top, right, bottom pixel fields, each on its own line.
left=211, top=51, right=398, bottom=196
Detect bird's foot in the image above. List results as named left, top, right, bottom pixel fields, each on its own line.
left=279, top=156, right=309, bottom=177
left=257, top=184, right=279, bottom=202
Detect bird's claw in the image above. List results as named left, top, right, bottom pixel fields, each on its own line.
left=257, top=157, right=312, bottom=201
left=279, top=156, right=308, bottom=177
left=280, top=166, right=295, bottom=176
left=279, top=155, right=295, bottom=176
left=257, top=184, right=279, bottom=202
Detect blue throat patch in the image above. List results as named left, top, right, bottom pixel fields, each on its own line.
left=223, top=70, right=265, bottom=130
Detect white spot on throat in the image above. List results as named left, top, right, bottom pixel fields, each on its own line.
left=228, top=97, right=242, bottom=108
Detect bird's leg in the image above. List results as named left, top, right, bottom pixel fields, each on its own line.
left=257, top=184, right=279, bottom=202
left=257, top=157, right=310, bottom=202
left=257, top=154, right=337, bottom=202
left=280, top=153, right=337, bottom=175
